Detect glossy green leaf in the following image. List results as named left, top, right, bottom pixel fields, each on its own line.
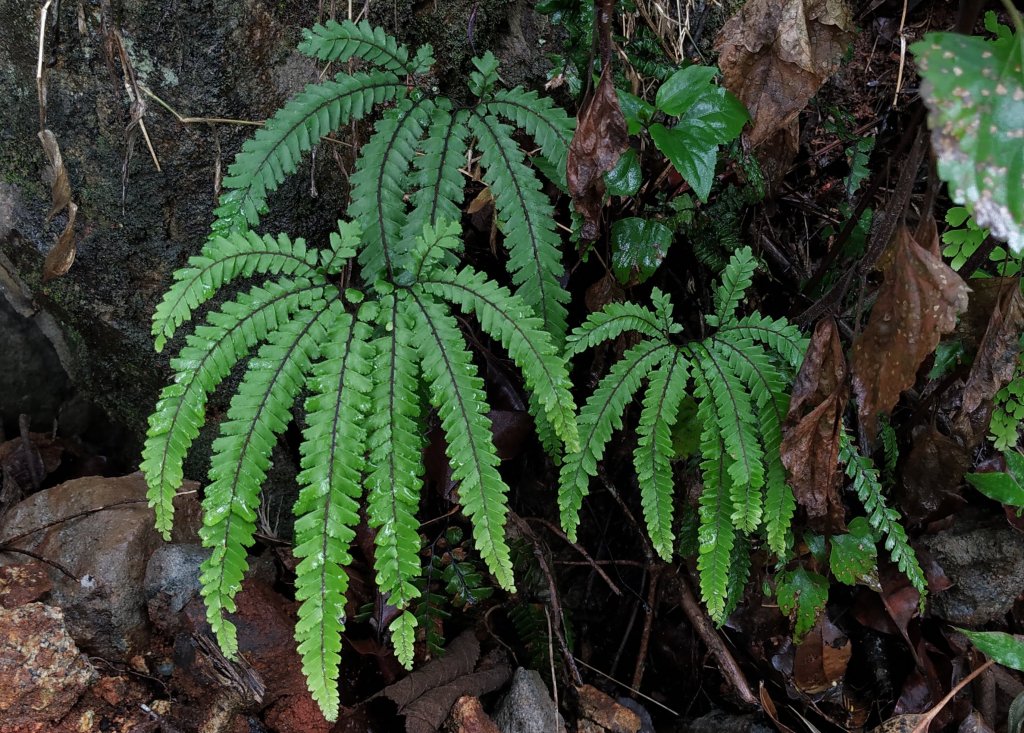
left=650, top=123, right=717, bottom=202
left=960, top=629, right=1024, bottom=671
left=610, top=217, right=674, bottom=285
left=604, top=148, right=642, bottom=197
left=776, top=567, right=829, bottom=642
left=912, top=23, right=1024, bottom=252
left=1009, top=691, right=1024, bottom=733
left=830, top=517, right=880, bottom=589
left=656, top=65, right=719, bottom=116
left=966, top=451, right=1024, bottom=507
left=616, top=88, right=655, bottom=135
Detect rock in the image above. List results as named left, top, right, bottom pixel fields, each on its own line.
left=921, top=519, right=1024, bottom=625
left=679, top=710, right=775, bottom=733
left=446, top=696, right=502, bottom=733
left=0, top=561, right=52, bottom=608
left=576, top=684, right=641, bottom=733
left=493, top=668, right=566, bottom=733
left=0, top=472, right=199, bottom=659
left=144, top=542, right=210, bottom=635
left=0, top=603, right=97, bottom=731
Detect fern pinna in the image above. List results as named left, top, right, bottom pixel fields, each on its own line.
left=558, top=248, right=808, bottom=622
left=140, top=19, right=578, bottom=722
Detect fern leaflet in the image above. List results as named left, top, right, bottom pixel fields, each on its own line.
left=485, top=88, right=576, bottom=190
left=565, top=302, right=665, bottom=357
left=299, top=19, right=417, bottom=73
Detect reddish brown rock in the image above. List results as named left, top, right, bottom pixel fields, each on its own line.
left=577, top=684, right=642, bottom=733
left=0, top=561, right=52, bottom=608
left=0, top=603, right=96, bottom=731
left=445, top=696, right=502, bottom=733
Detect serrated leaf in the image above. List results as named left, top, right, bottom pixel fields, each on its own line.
left=656, top=65, right=720, bottom=116
left=776, top=567, right=829, bottom=642
left=650, top=123, right=718, bottom=203
left=959, top=629, right=1024, bottom=672
left=610, top=217, right=673, bottom=285
left=913, top=30, right=1024, bottom=252
left=830, top=517, right=879, bottom=589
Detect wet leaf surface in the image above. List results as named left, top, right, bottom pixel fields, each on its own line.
left=610, top=217, right=673, bottom=285
left=781, top=318, right=848, bottom=532
left=567, top=67, right=628, bottom=240
left=851, top=221, right=969, bottom=448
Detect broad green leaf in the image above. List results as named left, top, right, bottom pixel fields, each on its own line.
left=616, top=88, right=655, bottom=135
left=965, top=453, right=1024, bottom=508
left=1009, top=692, right=1024, bottom=733
left=912, top=27, right=1024, bottom=252
left=650, top=123, right=717, bottom=202
left=960, top=629, right=1024, bottom=671
left=610, top=217, right=674, bottom=285
left=830, top=517, right=880, bottom=589
left=776, top=567, right=828, bottom=642
left=656, top=65, right=719, bottom=116
left=604, top=148, right=642, bottom=197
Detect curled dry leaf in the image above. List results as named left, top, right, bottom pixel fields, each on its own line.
left=781, top=318, right=848, bottom=532
left=42, top=201, right=77, bottom=283
left=715, top=0, right=855, bottom=148
left=793, top=613, right=852, bottom=695
left=851, top=221, right=969, bottom=449
left=567, top=67, right=628, bottom=240
left=959, top=277, right=1024, bottom=417
left=37, top=129, right=71, bottom=222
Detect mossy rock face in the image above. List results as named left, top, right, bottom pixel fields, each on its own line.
left=0, top=0, right=557, bottom=484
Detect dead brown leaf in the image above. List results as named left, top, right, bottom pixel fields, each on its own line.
left=715, top=0, right=855, bottom=148
left=870, top=661, right=994, bottom=733
left=42, top=201, right=77, bottom=283
left=567, top=66, right=628, bottom=240
left=793, top=614, right=851, bottom=695
left=960, top=277, right=1024, bottom=416
left=781, top=318, right=848, bottom=532
left=850, top=222, right=969, bottom=449
left=37, top=129, right=71, bottom=222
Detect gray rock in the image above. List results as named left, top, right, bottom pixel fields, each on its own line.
left=921, top=519, right=1024, bottom=625
left=493, top=668, right=566, bottom=733
left=0, top=603, right=97, bottom=728
left=0, top=472, right=197, bottom=659
left=144, top=542, right=209, bottom=629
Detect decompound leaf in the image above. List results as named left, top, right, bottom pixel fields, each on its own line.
left=715, top=0, right=855, bottom=147
left=850, top=221, right=969, bottom=448
left=567, top=66, right=629, bottom=240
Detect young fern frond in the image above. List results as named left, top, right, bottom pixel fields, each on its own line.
left=298, top=19, right=418, bottom=73
left=705, top=245, right=757, bottom=327
left=485, top=88, right=576, bottom=189
left=214, top=73, right=406, bottom=235
left=564, top=302, right=665, bottom=357
left=143, top=277, right=328, bottom=536
left=199, top=299, right=341, bottom=654
left=635, top=350, right=690, bottom=560
left=559, top=340, right=671, bottom=541
left=351, top=97, right=435, bottom=281
left=365, top=295, right=425, bottom=668
left=467, top=111, right=569, bottom=344
left=839, top=431, right=927, bottom=602
left=293, top=312, right=373, bottom=721
left=151, top=231, right=324, bottom=351
left=406, top=292, right=515, bottom=590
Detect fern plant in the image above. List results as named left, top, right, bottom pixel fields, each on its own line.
left=557, top=247, right=807, bottom=621
left=140, top=20, right=580, bottom=721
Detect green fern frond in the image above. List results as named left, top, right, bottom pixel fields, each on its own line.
left=559, top=340, right=671, bottom=541
left=420, top=265, right=578, bottom=452
left=142, top=278, right=328, bottom=537
left=635, top=349, right=690, bottom=560
left=321, top=220, right=361, bottom=275
left=565, top=302, right=665, bottom=357
left=705, top=246, right=757, bottom=328
left=486, top=88, right=576, bottom=189
left=401, top=103, right=470, bottom=258
left=693, top=367, right=736, bottom=622
left=691, top=342, right=764, bottom=534
left=717, top=313, right=808, bottom=369
left=299, top=18, right=416, bottom=74
left=365, top=295, right=425, bottom=668
left=199, top=299, right=342, bottom=654
left=467, top=111, right=569, bottom=343
left=293, top=310, right=373, bottom=720
left=214, top=73, right=406, bottom=235
left=723, top=534, right=752, bottom=620
left=352, top=97, right=435, bottom=282
left=151, top=231, right=323, bottom=351
left=839, top=431, right=927, bottom=603
left=405, top=293, right=515, bottom=591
